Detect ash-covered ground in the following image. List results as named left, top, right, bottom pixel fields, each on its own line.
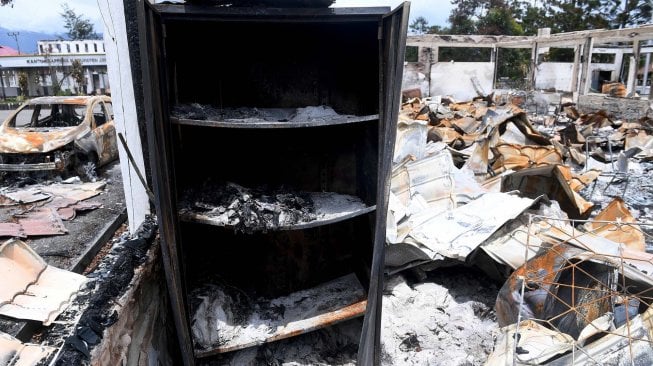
left=380, top=267, right=500, bottom=366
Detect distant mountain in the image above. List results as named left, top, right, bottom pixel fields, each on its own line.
left=0, top=27, right=59, bottom=54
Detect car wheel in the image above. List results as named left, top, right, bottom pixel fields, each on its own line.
left=73, top=153, right=99, bottom=182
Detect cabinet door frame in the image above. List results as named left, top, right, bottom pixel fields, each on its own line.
left=138, top=2, right=196, bottom=366
left=358, top=2, right=410, bottom=365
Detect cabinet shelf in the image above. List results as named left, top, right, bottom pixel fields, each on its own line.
left=179, top=185, right=375, bottom=231
left=191, top=273, right=367, bottom=358
left=170, top=105, right=378, bottom=129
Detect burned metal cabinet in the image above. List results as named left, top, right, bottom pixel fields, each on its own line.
left=139, top=2, right=409, bottom=365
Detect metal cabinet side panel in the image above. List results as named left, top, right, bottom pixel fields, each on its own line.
left=137, top=2, right=195, bottom=365
left=358, top=2, right=410, bottom=365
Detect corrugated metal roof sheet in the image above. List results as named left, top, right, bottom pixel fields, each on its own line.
left=0, top=331, right=55, bottom=366
left=0, top=239, right=87, bottom=325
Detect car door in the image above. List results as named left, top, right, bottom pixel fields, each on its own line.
left=91, top=100, right=118, bottom=165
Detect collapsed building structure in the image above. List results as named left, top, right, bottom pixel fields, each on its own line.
left=403, top=26, right=653, bottom=114
left=381, top=25, right=653, bottom=366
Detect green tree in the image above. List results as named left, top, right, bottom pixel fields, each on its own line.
left=71, top=59, right=85, bottom=95
left=540, top=0, right=608, bottom=32
left=410, top=16, right=430, bottom=35
left=601, top=0, right=652, bottom=28
left=477, top=6, right=523, bottom=35
left=517, top=3, right=549, bottom=35
left=61, top=3, right=100, bottom=40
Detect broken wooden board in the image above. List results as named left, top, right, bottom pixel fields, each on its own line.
left=191, top=273, right=367, bottom=357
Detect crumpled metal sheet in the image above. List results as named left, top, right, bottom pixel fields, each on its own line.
left=625, top=130, right=653, bottom=159
left=486, top=320, right=574, bottom=366
left=496, top=227, right=653, bottom=337
left=428, top=126, right=462, bottom=145
left=496, top=244, right=608, bottom=332
left=479, top=200, right=568, bottom=270
left=391, top=150, right=456, bottom=211
left=556, top=165, right=600, bottom=193
left=500, top=122, right=539, bottom=145
left=38, top=181, right=106, bottom=201
left=400, top=98, right=431, bottom=122
left=406, top=192, right=534, bottom=261
left=394, top=118, right=428, bottom=164
left=501, top=165, right=593, bottom=219
left=52, top=199, right=103, bottom=221
left=0, top=331, right=55, bottom=366
left=491, top=143, right=563, bottom=174
left=585, top=197, right=646, bottom=252
left=0, top=239, right=87, bottom=325
left=0, top=208, right=67, bottom=238
left=0, top=188, right=50, bottom=206
left=546, top=305, right=653, bottom=365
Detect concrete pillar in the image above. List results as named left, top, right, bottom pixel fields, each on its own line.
left=579, top=37, right=594, bottom=95
left=98, top=0, right=150, bottom=234
left=537, top=28, right=551, bottom=55
left=613, top=50, right=624, bottom=81
left=571, top=43, right=581, bottom=94
left=85, top=68, right=93, bottom=94
left=529, top=42, right=539, bottom=90
left=642, top=50, right=650, bottom=97
left=492, top=46, right=499, bottom=89
left=626, top=40, right=640, bottom=96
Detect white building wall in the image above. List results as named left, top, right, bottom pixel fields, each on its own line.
left=430, top=62, right=494, bottom=100
left=98, top=0, right=150, bottom=234
left=535, top=62, right=574, bottom=91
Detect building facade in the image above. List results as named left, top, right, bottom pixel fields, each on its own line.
left=0, top=39, right=109, bottom=98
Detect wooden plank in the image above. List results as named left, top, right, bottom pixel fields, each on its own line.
left=192, top=273, right=367, bottom=358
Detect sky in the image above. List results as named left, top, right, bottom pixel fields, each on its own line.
left=0, top=0, right=453, bottom=34
left=0, top=0, right=104, bottom=34
left=333, top=0, right=453, bottom=28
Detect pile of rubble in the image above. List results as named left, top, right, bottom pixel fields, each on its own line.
left=382, top=95, right=653, bottom=365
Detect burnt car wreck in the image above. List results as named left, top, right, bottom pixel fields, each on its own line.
left=0, top=96, right=118, bottom=179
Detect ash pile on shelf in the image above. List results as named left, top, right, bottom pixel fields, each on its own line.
left=182, top=182, right=316, bottom=232
left=172, top=103, right=354, bottom=123
left=200, top=319, right=360, bottom=366
left=191, top=274, right=365, bottom=353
